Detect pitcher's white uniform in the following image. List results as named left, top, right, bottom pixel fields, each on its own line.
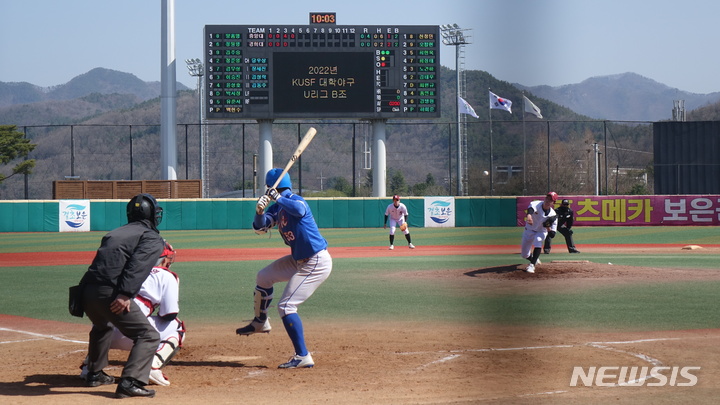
left=521, top=200, right=558, bottom=260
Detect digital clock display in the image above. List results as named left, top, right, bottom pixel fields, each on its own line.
left=203, top=24, right=441, bottom=119
left=309, top=12, right=336, bottom=25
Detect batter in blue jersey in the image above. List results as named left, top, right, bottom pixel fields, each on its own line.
left=236, top=168, right=332, bottom=370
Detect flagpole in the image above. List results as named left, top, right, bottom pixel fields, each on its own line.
left=488, top=88, right=494, bottom=196
left=547, top=121, right=551, bottom=191
left=522, top=93, right=527, bottom=195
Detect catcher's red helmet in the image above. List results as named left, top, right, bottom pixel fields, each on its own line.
left=160, top=240, right=176, bottom=265
left=546, top=192, right=558, bottom=202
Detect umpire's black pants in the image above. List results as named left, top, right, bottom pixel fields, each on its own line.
left=83, top=284, right=160, bottom=385
left=544, top=228, right=576, bottom=252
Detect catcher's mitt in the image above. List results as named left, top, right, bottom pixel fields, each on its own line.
left=542, top=215, right=557, bottom=228
left=399, top=223, right=408, bottom=231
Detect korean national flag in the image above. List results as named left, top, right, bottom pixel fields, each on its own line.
left=489, top=91, right=512, bottom=113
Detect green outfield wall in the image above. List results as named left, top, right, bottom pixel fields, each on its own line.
left=0, top=197, right=512, bottom=232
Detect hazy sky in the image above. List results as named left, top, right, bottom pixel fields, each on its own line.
left=484, top=0, right=720, bottom=94
left=1, top=0, right=718, bottom=94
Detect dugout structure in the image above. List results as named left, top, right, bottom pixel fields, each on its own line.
left=653, top=121, right=720, bottom=194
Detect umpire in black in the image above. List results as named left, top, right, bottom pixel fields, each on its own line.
left=544, top=199, right=580, bottom=254
left=80, top=193, right=164, bottom=398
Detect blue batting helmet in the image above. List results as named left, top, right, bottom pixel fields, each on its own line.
left=265, top=168, right=292, bottom=189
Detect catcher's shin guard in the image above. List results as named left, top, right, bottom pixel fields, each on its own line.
left=254, top=286, right=273, bottom=322
left=152, top=336, right=180, bottom=370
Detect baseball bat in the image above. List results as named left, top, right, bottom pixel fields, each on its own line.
left=270, top=127, right=317, bottom=189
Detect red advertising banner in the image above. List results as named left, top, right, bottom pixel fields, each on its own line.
left=516, top=195, right=720, bottom=226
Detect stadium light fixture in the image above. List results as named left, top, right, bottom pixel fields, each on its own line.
left=185, top=58, right=206, bottom=197
left=439, top=24, right=471, bottom=195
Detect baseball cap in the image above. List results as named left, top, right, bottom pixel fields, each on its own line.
left=561, top=199, right=570, bottom=206
left=393, top=195, right=401, bottom=200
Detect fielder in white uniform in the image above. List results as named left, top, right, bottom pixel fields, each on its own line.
left=81, top=241, right=185, bottom=386
left=521, top=192, right=558, bottom=273
left=383, top=195, right=415, bottom=250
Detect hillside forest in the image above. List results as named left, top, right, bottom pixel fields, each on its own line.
left=1, top=67, right=714, bottom=199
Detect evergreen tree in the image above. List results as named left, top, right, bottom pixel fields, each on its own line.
left=0, top=125, right=37, bottom=184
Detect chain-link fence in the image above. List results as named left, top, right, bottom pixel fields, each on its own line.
left=0, top=120, right=654, bottom=199
left=479, top=119, right=655, bottom=196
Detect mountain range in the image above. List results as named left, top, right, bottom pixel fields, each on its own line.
left=1, top=67, right=719, bottom=199
left=516, top=72, right=720, bottom=122
left=2, top=68, right=719, bottom=122
left=0, top=68, right=190, bottom=109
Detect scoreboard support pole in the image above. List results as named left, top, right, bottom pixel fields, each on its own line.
left=258, top=119, right=274, bottom=195
left=371, top=119, right=387, bottom=197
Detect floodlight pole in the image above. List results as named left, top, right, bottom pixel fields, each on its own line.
left=440, top=24, right=470, bottom=196
left=186, top=58, right=206, bottom=197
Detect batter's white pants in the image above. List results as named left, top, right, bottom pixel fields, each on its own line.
left=256, top=249, right=332, bottom=317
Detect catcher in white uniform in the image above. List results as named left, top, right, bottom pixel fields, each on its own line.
left=521, top=192, right=558, bottom=273
left=383, top=195, right=415, bottom=250
left=81, top=241, right=185, bottom=386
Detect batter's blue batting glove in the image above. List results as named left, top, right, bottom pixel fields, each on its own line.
left=266, top=188, right=280, bottom=201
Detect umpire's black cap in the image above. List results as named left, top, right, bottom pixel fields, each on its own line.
left=561, top=199, right=570, bottom=206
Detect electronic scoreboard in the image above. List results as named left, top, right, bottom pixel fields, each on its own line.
left=203, top=23, right=440, bottom=119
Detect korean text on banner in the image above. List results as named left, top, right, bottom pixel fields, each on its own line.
left=59, top=200, right=91, bottom=232
left=424, top=197, right=455, bottom=227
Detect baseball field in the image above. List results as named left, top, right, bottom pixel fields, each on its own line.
left=2, top=226, right=720, bottom=404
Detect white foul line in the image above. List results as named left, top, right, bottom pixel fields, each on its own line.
left=589, top=337, right=682, bottom=345
left=0, top=327, right=87, bottom=344
left=0, top=338, right=44, bottom=344
left=403, top=337, right=682, bottom=357
left=419, top=354, right=461, bottom=369
left=410, top=336, right=684, bottom=392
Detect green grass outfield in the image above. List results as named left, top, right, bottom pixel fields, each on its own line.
left=1, top=227, right=719, bottom=331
